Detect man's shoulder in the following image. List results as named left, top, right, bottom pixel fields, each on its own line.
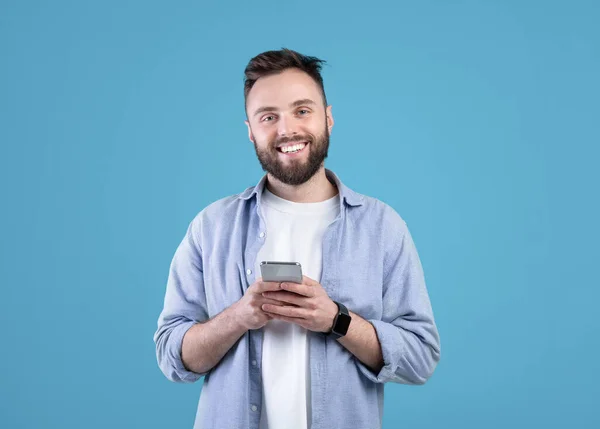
left=190, top=186, right=254, bottom=227
left=203, top=193, right=245, bottom=217
left=351, top=191, right=408, bottom=233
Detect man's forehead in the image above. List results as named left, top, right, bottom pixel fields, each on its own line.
left=247, top=70, right=323, bottom=110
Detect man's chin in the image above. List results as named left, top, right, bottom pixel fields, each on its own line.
left=272, top=165, right=325, bottom=186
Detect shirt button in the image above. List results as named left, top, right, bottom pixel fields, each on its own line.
left=259, top=232, right=265, bottom=238
left=252, top=360, right=257, bottom=366
left=246, top=269, right=252, bottom=275
left=251, top=405, right=258, bottom=412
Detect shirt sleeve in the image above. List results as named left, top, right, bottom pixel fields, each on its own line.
left=153, top=217, right=210, bottom=383
left=355, top=217, right=441, bottom=385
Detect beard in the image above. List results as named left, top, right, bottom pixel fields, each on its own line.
left=253, top=125, right=330, bottom=186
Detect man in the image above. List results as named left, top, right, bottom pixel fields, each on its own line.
left=154, top=48, right=441, bottom=429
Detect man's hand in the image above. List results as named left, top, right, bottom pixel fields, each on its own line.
left=232, top=278, right=287, bottom=330
left=260, top=275, right=338, bottom=333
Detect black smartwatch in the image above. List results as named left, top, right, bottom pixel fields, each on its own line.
left=326, top=301, right=351, bottom=340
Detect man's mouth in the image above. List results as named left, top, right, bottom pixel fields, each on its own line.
left=276, top=141, right=309, bottom=155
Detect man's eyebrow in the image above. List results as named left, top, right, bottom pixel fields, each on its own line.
left=253, top=98, right=317, bottom=117
left=289, top=98, right=316, bottom=108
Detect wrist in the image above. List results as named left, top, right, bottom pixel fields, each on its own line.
left=325, top=301, right=351, bottom=339
left=324, top=300, right=338, bottom=333
left=228, top=302, right=249, bottom=332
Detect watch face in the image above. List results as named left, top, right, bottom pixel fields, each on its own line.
left=334, top=313, right=352, bottom=335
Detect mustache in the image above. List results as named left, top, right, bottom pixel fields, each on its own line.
left=273, top=135, right=312, bottom=147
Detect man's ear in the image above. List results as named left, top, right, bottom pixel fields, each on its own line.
left=244, top=120, right=255, bottom=143
left=326, top=105, right=334, bottom=134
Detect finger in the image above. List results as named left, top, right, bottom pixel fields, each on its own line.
left=262, top=303, right=309, bottom=318
left=255, top=280, right=283, bottom=293
left=260, top=297, right=289, bottom=307
left=281, top=282, right=314, bottom=297
left=268, top=313, right=310, bottom=329
left=262, top=291, right=306, bottom=307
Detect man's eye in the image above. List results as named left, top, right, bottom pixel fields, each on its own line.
left=263, top=115, right=275, bottom=122
left=298, top=109, right=309, bottom=115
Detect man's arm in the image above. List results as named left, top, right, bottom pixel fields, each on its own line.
left=181, top=306, right=248, bottom=375
left=154, top=217, right=212, bottom=383
left=181, top=281, right=284, bottom=374
left=154, top=217, right=285, bottom=381
left=337, top=311, right=384, bottom=373
left=257, top=212, right=440, bottom=384
left=351, top=216, right=441, bottom=385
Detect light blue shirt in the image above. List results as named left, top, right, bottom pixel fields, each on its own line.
left=154, top=169, right=441, bottom=429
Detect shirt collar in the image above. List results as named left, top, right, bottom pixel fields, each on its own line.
left=238, top=168, right=364, bottom=207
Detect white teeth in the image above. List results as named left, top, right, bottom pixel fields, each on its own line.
left=281, top=142, right=306, bottom=153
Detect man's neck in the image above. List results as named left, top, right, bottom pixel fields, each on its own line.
left=265, top=168, right=338, bottom=203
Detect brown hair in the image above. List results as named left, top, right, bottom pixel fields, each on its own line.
left=243, top=48, right=328, bottom=116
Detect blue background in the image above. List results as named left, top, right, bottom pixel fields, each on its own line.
left=1, top=1, right=598, bottom=428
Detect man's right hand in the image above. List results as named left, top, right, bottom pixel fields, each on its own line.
left=233, top=278, right=285, bottom=330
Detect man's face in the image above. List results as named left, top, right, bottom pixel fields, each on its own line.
left=245, top=68, right=334, bottom=186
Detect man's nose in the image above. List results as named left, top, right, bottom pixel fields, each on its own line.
left=277, top=115, right=298, bottom=138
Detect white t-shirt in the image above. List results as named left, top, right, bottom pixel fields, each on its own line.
left=256, top=187, right=339, bottom=429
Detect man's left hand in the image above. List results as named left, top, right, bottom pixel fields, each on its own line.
left=261, top=275, right=338, bottom=333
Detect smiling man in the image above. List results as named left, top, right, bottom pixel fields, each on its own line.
left=154, top=48, right=441, bottom=429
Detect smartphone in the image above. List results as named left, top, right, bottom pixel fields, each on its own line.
left=260, top=261, right=303, bottom=283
